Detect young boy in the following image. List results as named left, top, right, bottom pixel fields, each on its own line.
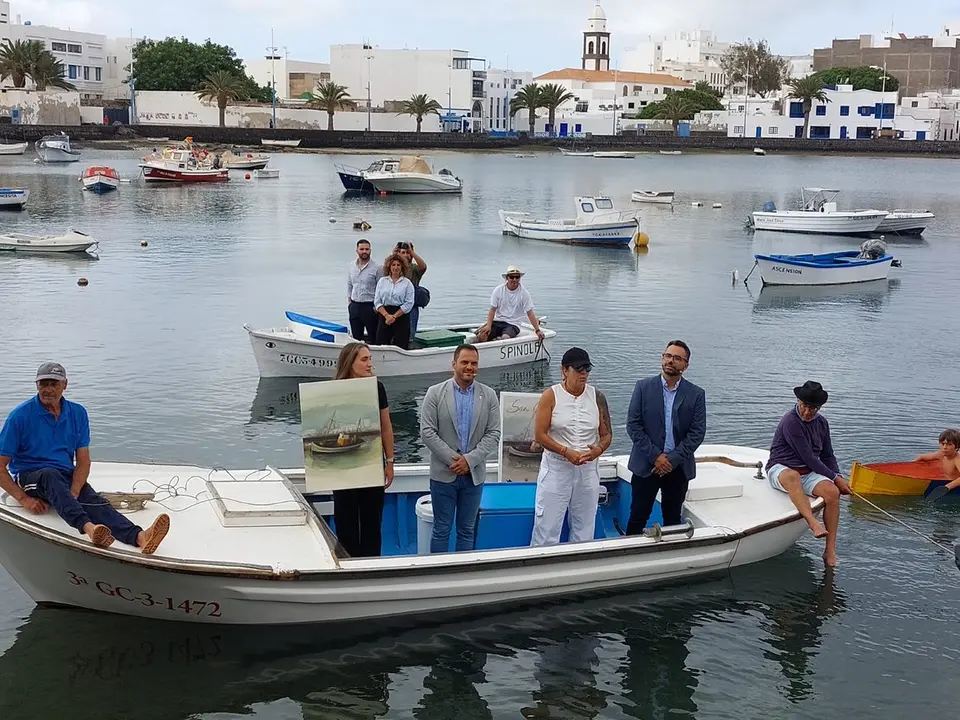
left=915, top=429, right=960, bottom=490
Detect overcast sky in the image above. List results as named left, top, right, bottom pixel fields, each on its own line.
left=17, top=0, right=959, bottom=71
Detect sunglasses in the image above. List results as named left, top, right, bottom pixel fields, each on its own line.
left=569, top=364, right=592, bottom=372
left=506, top=274, right=521, bottom=280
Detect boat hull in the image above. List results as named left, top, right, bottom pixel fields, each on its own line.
left=365, top=177, right=462, bottom=194
left=141, top=165, right=230, bottom=183
left=501, top=215, right=639, bottom=246
left=875, top=212, right=933, bottom=235
left=631, top=192, right=674, bottom=205
left=0, top=188, right=28, bottom=209
left=0, top=142, right=27, bottom=155
left=751, top=211, right=886, bottom=234
left=850, top=460, right=952, bottom=497
left=37, top=147, right=81, bottom=163
left=336, top=170, right=375, bottom=193
left=261, top=139, right=301, bottom=147
left=82, top=176, right=119, bottom=194
left=0, top=231, right=97, bottom=254
left=755, top=253, right=893, bottom=286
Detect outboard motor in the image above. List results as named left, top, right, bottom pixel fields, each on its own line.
left=859, top=238, right=887, bottom=259
left=760, top=200, right=777, bottom=213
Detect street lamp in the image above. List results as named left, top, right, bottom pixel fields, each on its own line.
left=266, top=28, right=278, bottom=129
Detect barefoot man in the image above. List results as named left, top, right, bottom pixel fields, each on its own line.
left=766, top=381, right=850, bottom=567
left=0, top=362, right=170, bottom=554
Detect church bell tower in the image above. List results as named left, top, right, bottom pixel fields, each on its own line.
left=582, top=3, right=610, bottom=71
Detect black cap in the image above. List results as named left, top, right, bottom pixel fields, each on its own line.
left=561, top=347, right=592, bottom=371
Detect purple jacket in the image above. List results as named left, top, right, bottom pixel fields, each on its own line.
left=767, top=408, right=841, bottom=479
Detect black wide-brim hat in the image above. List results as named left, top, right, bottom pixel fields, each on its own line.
left=794, top=380, right=828, bottom=406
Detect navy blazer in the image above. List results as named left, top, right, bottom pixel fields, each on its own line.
left=626, top=375, right=707, bottom=480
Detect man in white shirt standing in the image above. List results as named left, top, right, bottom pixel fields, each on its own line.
left=478, top=265, right=545, bottom=342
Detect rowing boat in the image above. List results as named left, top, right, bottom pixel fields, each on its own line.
left=849, top=459, right=952, bottom=497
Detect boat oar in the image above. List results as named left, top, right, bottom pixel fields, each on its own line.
left=926, top=485, right=950, bottom=502
left=742, top=260, right=759, bottom=286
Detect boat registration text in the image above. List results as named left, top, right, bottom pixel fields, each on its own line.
left=68, top=571, right=223, bottom=617
left=278, top=353, right=336, bottom=368
left=771, top=266, right=802, bottom=275
left=500, top=342, right=540, bottom=360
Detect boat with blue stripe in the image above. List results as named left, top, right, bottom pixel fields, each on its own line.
left=499, top=196, right=642, bottom=247
left=751, top=244, right=899, bottom=287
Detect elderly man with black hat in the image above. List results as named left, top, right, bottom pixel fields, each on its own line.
left=766, top=380, right=850, bottom=567
left=476, top=265, right=545, bottom=343
left=0, top=362, right=171, bottom=554
left=529, top=347, right=612, bottom=547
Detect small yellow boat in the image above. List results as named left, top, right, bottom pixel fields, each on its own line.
left=850, top=459, right=951, bottom=497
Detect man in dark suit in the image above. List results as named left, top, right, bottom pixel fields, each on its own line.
left=625, top=340, right=707, bottom=533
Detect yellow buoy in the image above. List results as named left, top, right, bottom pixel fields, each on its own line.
left=633, top=231, right=650, bottom=248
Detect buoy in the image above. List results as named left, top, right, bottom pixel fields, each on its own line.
left=732, top=269, right=739, bottom=285
left=712, top=203, right=722, bottom=209
left=633, top=231, right=650, bottom=248
left=244, top=173, right=251, bottom=180
left=691, top=201, right=703, bottom=207
left=77, top=277, right=88, bottom=287
left=329, top=217, right=336, bottom=223
left=140, top=240, right=148, bottom=247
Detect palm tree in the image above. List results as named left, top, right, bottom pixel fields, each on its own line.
left=195, top=71, right=248, bottom=127
left=397, top=93, right=442, bottom=132
left=787, top=76, right=829, bottom=139
left=539, top=83, right=575, bottom=136
left=653, top=93, right=698, bottom=135
left=309, top=81, right=352, bottom=131
left=31, top=53, right=76, bottom=91
left=509, top=83, right=544, bottom=135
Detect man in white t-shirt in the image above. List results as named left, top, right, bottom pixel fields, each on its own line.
left=478, top=265, right=545, bottom=342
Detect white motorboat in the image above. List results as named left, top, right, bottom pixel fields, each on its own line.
left=35, top=133, right=81, bottom=163
left=245, top=310, right=555, bottom=378
left=659, top=150, right=682, bottom=155
left=361, top=156, right=462, bottom=194
left=557, top=147, right=594, bottom=156
left=0, top=444, right=823, bottom=626
left=0, top=188, right=29, bottom=209
left=253, top=168, right=280, bottom=179
left=0, top=230, right=98, bottom=254
left=631, top=190, right=675, bottom=205
left=499, top=196, right=642, bottom=246
left=875, top=209, right=934, bottom=235
left=750, top=188, right=887, bottom=235
left=592, top=151, right=636, bottom=158
left=138, top=140, right=229, bottom=183
left=261, top=138, right=301, bottom=147
left=221, top=150, right=270, bottom=170
left=753, top=147, right=766, bottom=156
left=0, top=141, right=28, bottom=155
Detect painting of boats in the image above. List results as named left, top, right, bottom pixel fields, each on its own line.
left=299, top=376, right=384, bottom=492
left=500, top=391, right=544, bottom=483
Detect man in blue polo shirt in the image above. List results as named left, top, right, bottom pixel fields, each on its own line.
left=0, top=362, right=170, bottom=554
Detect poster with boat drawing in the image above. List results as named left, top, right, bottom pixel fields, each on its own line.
left=500, top=391, right=544, bottom=483
left=299, top=376, right=384, bottom=492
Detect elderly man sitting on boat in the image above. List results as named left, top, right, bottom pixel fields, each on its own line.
left=476, top=265, right=545, bottom=343
left=765, top=381, right=850, bottom=567
left=0, top=362, right=170, bottom=554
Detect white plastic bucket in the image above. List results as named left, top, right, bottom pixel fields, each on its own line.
left=414, top=494, right=434, bottom=555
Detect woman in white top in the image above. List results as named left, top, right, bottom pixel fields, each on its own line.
left=530, top=347, right=613, bottom=547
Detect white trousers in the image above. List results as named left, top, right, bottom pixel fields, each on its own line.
left=530, top=451, right=601, bottom=547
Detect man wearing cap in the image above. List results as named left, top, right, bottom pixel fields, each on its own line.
left=625, top=340, right=706, bottom=535
left=477, top=266, right=545, bottom=343
left=0, top=363, right=171, bottom=554
left=766, top=381, right=849, bottom=567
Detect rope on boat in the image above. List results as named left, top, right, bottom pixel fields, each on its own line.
left=852, top=490, right=953, bottom=554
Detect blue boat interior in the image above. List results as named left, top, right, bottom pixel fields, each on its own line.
left=311, top=479, right=664, bottom=556
left=285, top=311, right=349, bottom=334
left=756, top=250, right=890, bottom=266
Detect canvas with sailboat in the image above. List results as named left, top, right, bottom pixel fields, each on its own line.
left=500, top=391, right=544, bottom=483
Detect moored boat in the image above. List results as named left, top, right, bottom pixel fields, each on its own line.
left=35, top=133, right=81, bottom=163
left=0, top=187, right=29, bottom=210
left=80, top=166, right=120, bottom=194
left=753, top=147, right=766, bottom=155
left=138, top=138, right=229, bottom=183
left=850, top=459, right=952, bottom=497
left=875, top=210, right=934, bottom=235
left=750, top=188, right=887, bottom=235
left=261, top=138, right=301, bottom=147
left=499, top=196, right=642, bottom=246
left=221, top=150, right=270, bottom=170
left=558, top=147, right=594, bottom=156
left=659, top=150, right=682, bottom=155
left=631, top=190, right=675, bottom=205
left=334, top=158, right=392, bottom=193
left=362, top=156, right=462, bottom=194
left=253, top=168, right=280, bottom=179
left=0, top=229, right=98, bottom=254
left=245, top=310, right=555, bottom=378
left=0, top=141, right=28, bottom=155
left=0, top=444, right=823, bottom=625
left=752, top=247, right=898, bottom=286
left=593, top=150, right=636, bottom=158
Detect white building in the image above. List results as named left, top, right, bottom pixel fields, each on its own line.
left=483, top=68, right=535, bottom=132
left=330, top=44, right=488, bottom=132
left=103, top=36, right=138, bottom=100
left=784, top=55, right=814, bottom=80
left=244, top=55, right=330, bottom=101
left=0, top=2, right=106, bottom=98
left=622, top=29, right=730, bottom=92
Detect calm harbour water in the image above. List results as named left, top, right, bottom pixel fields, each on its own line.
left=1, top=147, right=959, bottom=719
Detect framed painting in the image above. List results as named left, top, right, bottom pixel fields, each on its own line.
left=499, top=391, right=544, bottom=483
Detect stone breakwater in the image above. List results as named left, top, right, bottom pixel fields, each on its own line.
left=4, top=124, right=960, bottom=156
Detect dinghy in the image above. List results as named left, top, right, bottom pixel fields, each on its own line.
left=80, top=166, right=120, bottom=194
left=0, top=230, right=98, bottom=254
left=221, top=150, right=270, bottom=170
left=631, top=190, right=675, bottom=205
left=261, top=138, right=301, bottom=147
left=245, top=310, right=556, bottom=378
left=0, top=141, right=27, bottom=155
left=0, top=444, right=823, bottom=625
left=850, top=460, right=954, bottom=497
left=752, top=241, right=898, bottom=287
left=499, top=196, right=642, bottom=246
left=0, top=188, right=29, bottom=210
left=253, top=168, right=280, bottom=179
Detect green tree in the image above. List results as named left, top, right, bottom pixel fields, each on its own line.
left=30, top=53, right=76, bottom=91
left=509, top=83, right=544, bottom=134
left=720, top=39, right=790, bottom=97
left=694, top=80, right=722, bottom=98
left=638, top=88, right=722, bottom=120
left=539, top=83, right=575, bottom=136
left=196, top=70, right=248, bottom=127
left=308, top=81, right=352, bottom=131
left=131, top=37, right=271, bottom=101
left=397, top=93, right=443, bottom=132
left=809, top=66, right=900, bottom=92
left=651, top=93, right=698, bottom=135
left=787, top=76, right=829, bottom=138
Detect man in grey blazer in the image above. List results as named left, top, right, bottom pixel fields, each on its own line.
left=420, top=344, right=501, bottom=552
left=625, top=340, right=706, bottom=534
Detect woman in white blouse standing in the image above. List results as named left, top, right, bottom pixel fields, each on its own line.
left=530, top=347, right=613, bottom=547
left=374, top=252, right=415, bottom=349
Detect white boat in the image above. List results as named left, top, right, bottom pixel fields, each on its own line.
left=875, top=209, right=934, bottom=235
left=362, top=156, right=462, bottom=194
left=659, top=150, right=682, bottom=155
left=0, top=230, right=98, bottom=254
left=631, top=190, right=675, bottom=205
left=0, top=444, right=823, bottom=626
left=513, top=153, right=537, bottom=158
left=753, top=147, right=766, bottom=156
left=0, top=141, right=27, bottom=155
left=0, top=188, right=29, bottom=209
left=499, top=196, right=641, bottom=246
left=221, top=150, right=270, bottom=170
left=592, top=151, right=636, bottom=158
left=753, top=248, right=898, bottom=286
left=245, top=310, right=555, bottom=378
left=35, top=133, right=81, bottom=163
left=261, top=138, right=301, bottom=148
left=80, top=166, right=120, bottom=194
left=558, top=147, right=594, bottom=156
left=750, top=188, right=887, bottom=235
left=138, top=139, right=230, bottom=183
left=253, top=168, right=280, bottom=179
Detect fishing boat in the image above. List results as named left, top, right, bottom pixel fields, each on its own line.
left=875, top=210, right=934, bottom=235
left=220, top=150, right=270, bottom=170
left=850, top=459, right=953, bottom=497
left=0, top=188, right=29, bottom=210
left=499, top=196, right=642, bottom=246
left=261, top=138, right=301, bottom=148
left=0, top=230, right=98, bottom=254
left=35, top=133, right=81, bottom=163
left=361, top=156, right=463, bottom=194
left=80, top=166, right=120, bottom=194
left=253, top=168, right=280, bottom=179
left=139, top=139, right=229, bottom=183
left=307, top=414, right=367, bottom=454
left=245, top=310, right=556, bottom=378
left=749, top=188, right=887, bottom=235
left=752, top=246, right=898, bottom=286
left=0, top=141, right=27, bottom=155
left=0, top=444, right=824, bottom=625
left=631, top=190, right=675, bottom=205
left=334, top=158, right=391, bottom=193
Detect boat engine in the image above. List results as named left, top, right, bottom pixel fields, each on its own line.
left=859, top=238, right=887, bottom=259
left=760, top=200, right=777, bottom=212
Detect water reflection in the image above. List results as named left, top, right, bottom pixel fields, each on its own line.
left=524, top=633, right=610, bottom=719
left=750, top=278, right=899, bottom=314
